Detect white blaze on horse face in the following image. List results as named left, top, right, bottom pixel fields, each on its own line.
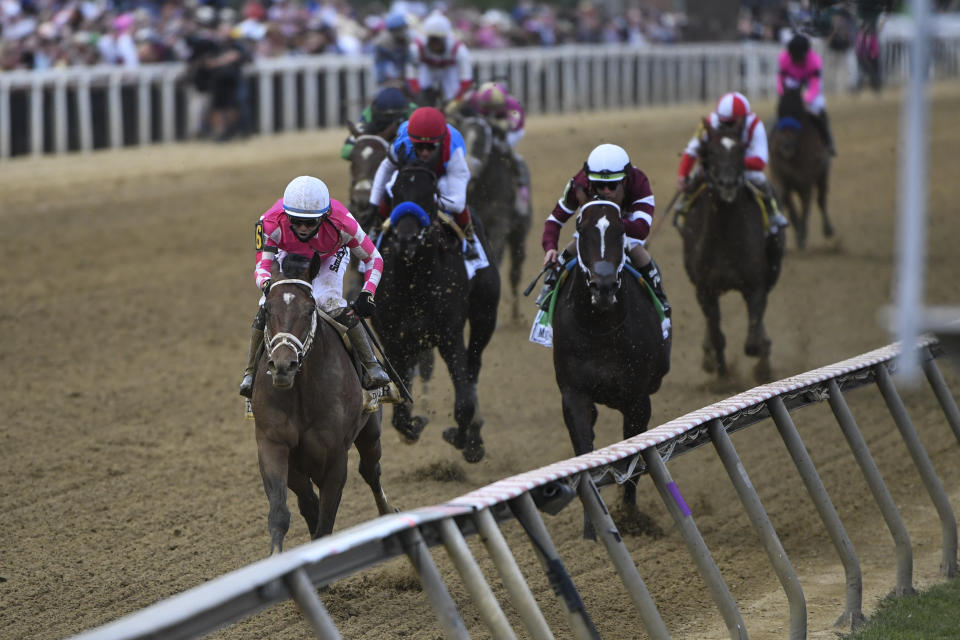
left=721, top=136, right=737, bottom=151
left=595, top=215, right=611, bottom=259
left=354, top=179, right=372, bottom=192
left=283, top=292, right=296, bottom=305
left=361, top=146, right=374, bottom=160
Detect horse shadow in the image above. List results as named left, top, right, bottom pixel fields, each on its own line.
left=769, top=86, right=834, bottom=250
left=372, top=161, right=501, bottom=463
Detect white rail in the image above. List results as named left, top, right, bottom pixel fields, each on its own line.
left=3, top=34, right=958, bottom=160
left=69, top=338, right=960, bottom=640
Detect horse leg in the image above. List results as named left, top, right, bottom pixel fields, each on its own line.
left=742, top=288, right=773, bottom=382
left=311, top=448, right=349, bottom=539
left=796, top=186, right=813, bottom=250
left=392, top=352, right=428, bottom=442
left=287, top=465, right=320, bottom=538
left=355, top=413, right=394, bottom=516
left=257, top=437, right=291, bottom=556
left=438, top=339, right=484, bottom=463
left=561, top=389, right=598, bottom=539
left=817, top=170, right=834, bottom=238
left=696, top=287, right=727, bottom=376
left=466, top=268, right=501, bottom=384
left=621, top=394, right=652, bottom=509
left=507, top=217, right=529, bottom=323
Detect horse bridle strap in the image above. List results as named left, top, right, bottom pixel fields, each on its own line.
left=264, top=279, right=318, bottom=367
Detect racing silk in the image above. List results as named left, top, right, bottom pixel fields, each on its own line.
left=254, top=198, right=383, bottom=296
left=502, top=95, right=526, bottom=148
left=369, top=121, right=471, bottom=219
left=406, top=36, right=473, bottom=102
left=372, top=30, right=411, bottom=86
left=777, top=50, right=823, bottom=105
left=541, top=166, right=655, bottom=252
left=677, top=111, right=769, bottom=178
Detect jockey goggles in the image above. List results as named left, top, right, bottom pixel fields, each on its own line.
left=591, top=179, right=623, bottom=192
left=413, top=141, right=439, bottom=153
left=286, top=213, right=323, bottom=230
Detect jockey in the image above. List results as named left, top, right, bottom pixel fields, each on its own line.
left=406, top=12, right=473, bottom=107
left=238, top=176, right=390, bottom=398
left=457, top=81, right=531, bottom=218
left=778, top=32, right=837, bottom=155
left=537, top=143, right=671, bottom=330
left=673, top=91, right=788, bottom=234
left=372, top=11, right=413, bottom=90
left=340, top=86, right=417, bottom=160
left=368, top=106, right=479, bottom=259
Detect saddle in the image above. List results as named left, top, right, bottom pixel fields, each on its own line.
left=672, top=179, right=772, bottom=234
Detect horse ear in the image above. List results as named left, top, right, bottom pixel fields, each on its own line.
left=347, top=120, right=362, bottom=138
left=381, top=121, right=400, bottom=141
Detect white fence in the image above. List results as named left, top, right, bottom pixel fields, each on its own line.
left=69, top=339, right=960, bottom=640
left=3, top=32, right=959, bottom=160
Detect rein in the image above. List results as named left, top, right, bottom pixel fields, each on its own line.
left=264, top=278, right=318, bottom=370
left=355, top=134, right=390, bottom=151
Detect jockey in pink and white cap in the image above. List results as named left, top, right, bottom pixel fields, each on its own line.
left=239, top=176, right=389, bottom=397
left=674, top=91, right=787, bottom=234
left=778, top=32, right=836, bottom=155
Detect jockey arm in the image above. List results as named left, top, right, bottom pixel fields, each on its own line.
left=677, top=126, right=705, bottom=181
left=453, top=43, right=473, bottom=101
left=369, top=153, right=399, bottom=217
left=337, top=208, right=384, bottom=295
left=803, top=52, right=824, bottom=105
left=437, top=144, right=470, bottom=216
left=254, top=212, right=279, bottom=290
left=541, top=176, right=581, bottom=252
left=744, top=117, right=769, bottom=172
left=404, top=41, right=421, bottom=96
left=621, top=169, right=655, bottom=242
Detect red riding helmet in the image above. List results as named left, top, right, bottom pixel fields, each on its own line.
left=715, top=91, right=750, bottom=125
left=408, top=107, right=447, bottom=143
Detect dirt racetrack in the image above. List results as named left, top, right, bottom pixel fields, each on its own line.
left=3, top=82, right=960, bottom=640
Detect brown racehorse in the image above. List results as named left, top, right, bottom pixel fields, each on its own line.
left=768, top=86, right=834, bottom=250
left=346, top=127, right=393, bottom=230
left=251, top=254, right=393, bottom=555
left=681, top=121, right=785, bottom=382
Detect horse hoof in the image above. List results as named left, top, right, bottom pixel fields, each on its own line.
left=395, top=416, right=427, bottom=443
left=463, top=441, right=485, bottom=463
left=442, top=427, right=464, bottom=449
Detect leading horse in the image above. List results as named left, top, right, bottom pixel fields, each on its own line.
left=768, top=86, right=834, bottom=250
left=251, top=254, right=394, bottom=555
left=373, top=162, right=501, bottom=463
left=460, top=115, right=530, bottom=320
left=552, top=200, right=670, bottom=537
left=681, top=121, right=785, bottom=382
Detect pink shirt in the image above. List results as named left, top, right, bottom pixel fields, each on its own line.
left=254, top=198, right=384, bottom=296
left=777, top=50, right=823, bottom=105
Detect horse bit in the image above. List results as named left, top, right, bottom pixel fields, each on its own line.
left=264, top=278, right=318, bottom=372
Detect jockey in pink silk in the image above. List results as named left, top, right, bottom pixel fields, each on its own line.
left=459, top=81, right=532, bottom=219
left=778, top=32, right=837, bottom=155
left=239, top=176, right=390, bottom=398
left=674, top=91, right=787, bottom=234
left=536, top=143, right=671, bottom=337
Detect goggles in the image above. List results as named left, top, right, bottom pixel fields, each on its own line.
left=590, top=179, right=623, bottom=192
left=286, top=214, right=322, bottom=230
left=413, top=141, right=439, bottom=153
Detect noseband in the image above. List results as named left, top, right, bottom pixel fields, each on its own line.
left=264, top=278, right=318, bottom=371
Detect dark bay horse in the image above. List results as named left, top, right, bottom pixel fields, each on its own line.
left=373, top=163, right=501, bottom=463
left=461, top=116, right=530, bottom=320
left=251, top=254, right=393, bottom=555
left=346, top=128, right=392, bottom=230
left=681, top=122, right=784, bottom=382
left=553, top=200, right=670, bottom=537
left=768, top=86, right=833, bottom=250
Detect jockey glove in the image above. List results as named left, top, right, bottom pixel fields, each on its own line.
left=353, top=291, right=377, bottom=318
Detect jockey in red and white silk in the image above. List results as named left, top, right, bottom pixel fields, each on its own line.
left=677, top=92, right=769, bottom=187
left=255, top=197, right=383, bottom=310
left=406, top=12, right=472, bottom=105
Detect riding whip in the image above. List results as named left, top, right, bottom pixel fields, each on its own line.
left=522, top=265, right=551, bottom=297
left=356, top=317, right=414, bottom=404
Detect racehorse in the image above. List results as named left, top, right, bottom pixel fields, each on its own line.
left=373, top=161, right=501, bottom=463
left=768, top=86, right=833, bottom=250
left=251, top=254, right=394, bottom=555
left=460, top=115, right=530, bottom=321
left=681, top=121, right=784, bottom=382
left=346, top=125, right=392, bottom=230
left=552, top=200, right=670, bottom=537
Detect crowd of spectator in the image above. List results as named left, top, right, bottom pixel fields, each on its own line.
left=0, top=0, right=694, bottom=71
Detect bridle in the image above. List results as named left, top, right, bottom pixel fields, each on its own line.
left=576, top=200, right=625, bottom=293
left=264, top=278, right=318, bottom=372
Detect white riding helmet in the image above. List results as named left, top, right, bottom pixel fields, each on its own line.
left=585, top=144, right=630, bottom=181
left=282, top=176, right=331, bottom=218
left=423, top=12, right=451, bottom=38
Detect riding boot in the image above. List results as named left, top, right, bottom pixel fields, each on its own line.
left=461, top=220, right=480, bottom=260
left=239, top=327, right=265, bottom=398
left=759, top=181, right=788, bottom=234
left=346, top=323, right=391, bottom=389
left=638, top=260, right=672, bottom=339
left=815, top=111, right=837, bottom=156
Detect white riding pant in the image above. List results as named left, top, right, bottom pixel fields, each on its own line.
left=260, top=248, right=351, bottom=313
